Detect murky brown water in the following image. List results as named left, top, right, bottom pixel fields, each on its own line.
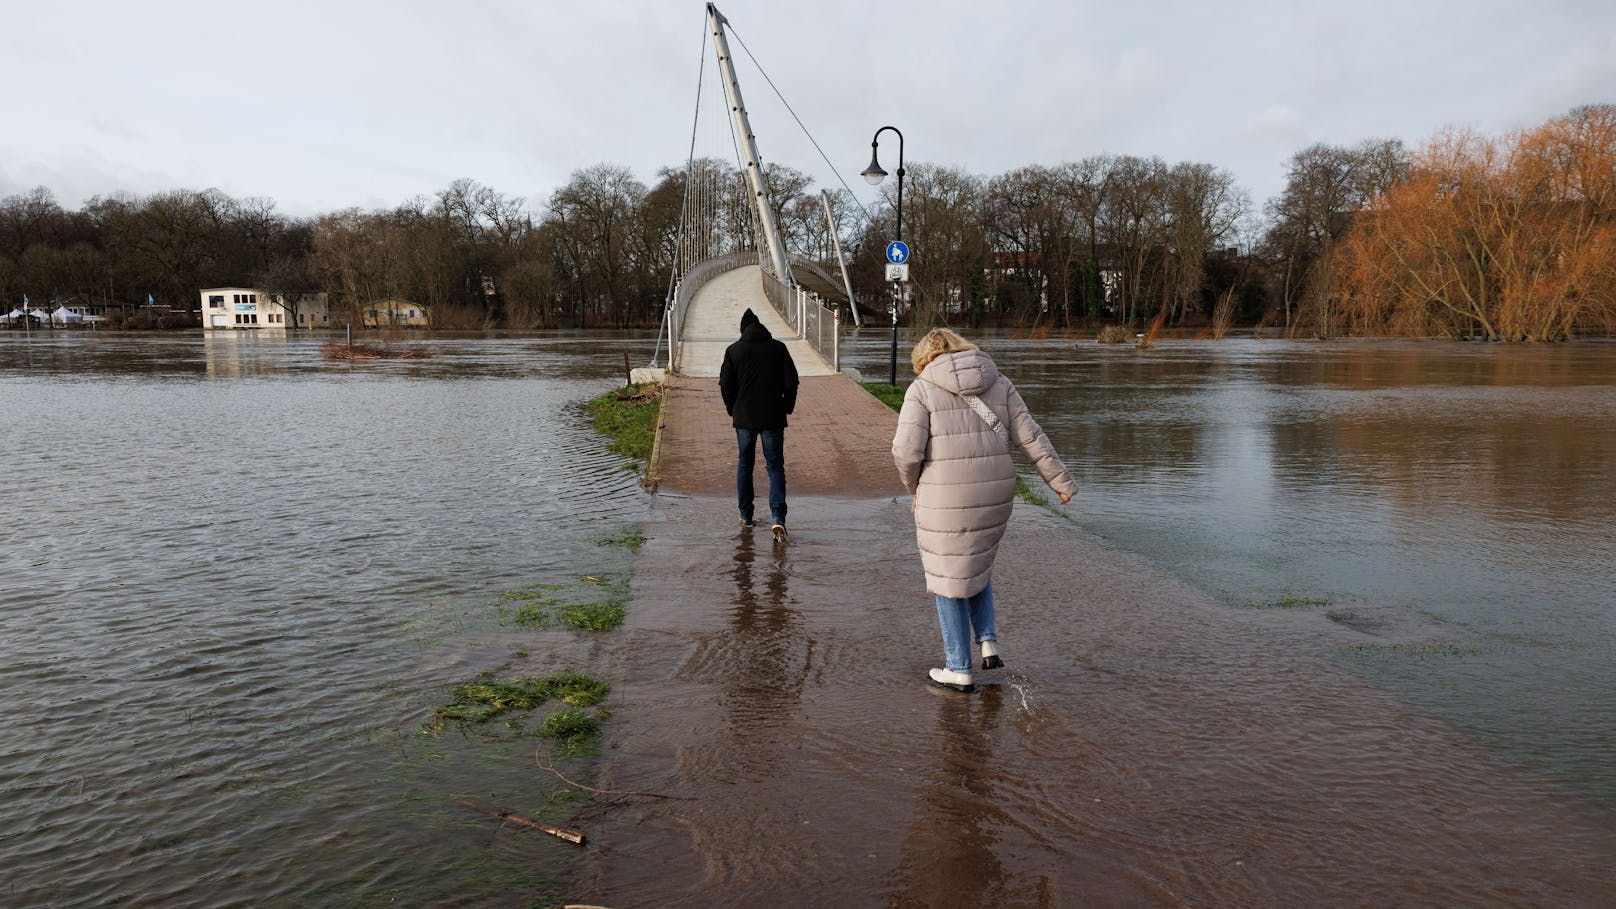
left=578, top=497, right=1616, bottom=907
left=845, top=333, right=1616, bottom=810
left=1, top=331, right=655, bottom=907
left=5, top=329, right=1615, bottom=907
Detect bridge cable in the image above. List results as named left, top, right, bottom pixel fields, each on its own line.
left=724, top=21, right=875, bottom=226
left=650, top=17, right=710, bottom=369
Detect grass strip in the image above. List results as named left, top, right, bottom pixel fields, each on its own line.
left=861, top=381, right=908, bottom=412
left=587, top=382, right=662, bottom=463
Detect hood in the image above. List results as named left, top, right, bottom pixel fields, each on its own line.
left=920, top=348, right=999, bottom=395
left=739, top=308, right=772, bottom=342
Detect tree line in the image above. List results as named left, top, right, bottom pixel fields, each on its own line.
left=1, top=104, right=1608, bottom=339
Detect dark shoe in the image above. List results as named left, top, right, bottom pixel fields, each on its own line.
left=980, top=640, right=1004, bottom=671
left=739, top=515, right=755, bottom=528
left=771, top=522, right=787, bottom=543
left=928, top=667, right=975, bottom=692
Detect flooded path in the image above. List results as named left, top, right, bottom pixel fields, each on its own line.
left=6, top=331, right=1614, bottom=906
left=576, top=496, right=1616, bottom=906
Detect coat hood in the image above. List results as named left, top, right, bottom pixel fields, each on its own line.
left=920, top=348, right=999, bottom=395
left=739, top=308, right=772, bottom=342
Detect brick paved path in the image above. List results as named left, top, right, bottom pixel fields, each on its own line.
left=653, top=373, right=905, bottom=500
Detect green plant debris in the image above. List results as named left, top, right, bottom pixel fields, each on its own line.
left=587, top=382, right=662, bottom=463
left=559, top=598, right=626, bottom=631
left=498, top=575, right=629, bottom=631
left=540, top=708, right=599, bottom=741
left=500, top=586, right=562, bottom=627
left=426, top=673, right=609, bottom=735
left=861, top=381, right=908, bottom=412
left=595, top=527, right=646, bottom=550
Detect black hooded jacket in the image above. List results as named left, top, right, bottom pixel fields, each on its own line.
left=719, top=308, right=799, bottom=430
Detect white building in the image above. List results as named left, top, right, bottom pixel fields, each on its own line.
left=200, top=288, right=331, bottom=330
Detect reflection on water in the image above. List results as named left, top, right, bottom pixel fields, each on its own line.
left=844, top=333, right=1616, bottom=805
left=0, top=331, right=654, bottom=907
left=7, top=329, right=1616, bottom=904
left=885, top=687, right=1019, bottom=908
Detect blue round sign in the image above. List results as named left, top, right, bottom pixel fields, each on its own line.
left=885, top=240, right=910, bottom=264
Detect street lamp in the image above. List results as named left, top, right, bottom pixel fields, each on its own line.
left=862, top=126, right=904, bottom=386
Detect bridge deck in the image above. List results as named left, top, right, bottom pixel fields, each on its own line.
left=676, top=265, right=838, bottom=378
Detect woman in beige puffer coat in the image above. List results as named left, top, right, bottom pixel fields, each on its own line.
left=892, top=328, right=1078, bottom=692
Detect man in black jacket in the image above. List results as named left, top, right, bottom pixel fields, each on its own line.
left=719, top=308, right=799, bottom=540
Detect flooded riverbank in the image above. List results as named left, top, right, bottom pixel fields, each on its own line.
left=4, top=330, right=1614, bottom=906
left=575, top=496, right=1616, bottom=906
left=843, top=333, right=1616, bottom=810
left=1, top=331, right=656, bottom=906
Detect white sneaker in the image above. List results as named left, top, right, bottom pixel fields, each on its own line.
left=980, top=640, right=1003, bottom=671
left=928, top=667, right=975, bottom=692
left=771, top=522, right=788, bottom=543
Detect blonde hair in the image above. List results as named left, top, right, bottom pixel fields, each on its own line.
left=911, top=327, right=978, bottom=375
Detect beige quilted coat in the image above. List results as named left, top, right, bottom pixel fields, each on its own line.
left=892, top=349, right=1078, bottom=598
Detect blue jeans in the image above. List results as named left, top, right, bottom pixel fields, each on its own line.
left=935, top=582, right=996, bottom=672
left=736, top=427, right=786, bottom=524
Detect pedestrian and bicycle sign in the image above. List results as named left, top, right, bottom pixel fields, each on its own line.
left=885, top=240, right=910, bottom=264
left=885, top=262, right=909, bottom=282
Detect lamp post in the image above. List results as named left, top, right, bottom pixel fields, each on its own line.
left=861, top=126, right=904, bottom=386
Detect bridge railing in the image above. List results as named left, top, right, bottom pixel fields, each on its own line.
left=760, top=269, right=841, bottom=372
left=664, top=251, right=758, bottom=372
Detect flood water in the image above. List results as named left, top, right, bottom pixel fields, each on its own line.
left=845, top=331, right=1616, bottom=809
left=1, top=331, right=656, bottom=907
left=4, top=328, right=1615, bottom=906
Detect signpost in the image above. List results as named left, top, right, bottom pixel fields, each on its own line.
left=885, top=240, right=910, bottom=383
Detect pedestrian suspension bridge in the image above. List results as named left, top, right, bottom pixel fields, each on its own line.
left=644, top=4, right=867, bottom=382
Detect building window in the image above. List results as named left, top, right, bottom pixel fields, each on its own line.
left=209, top=295, right=224, bottom=307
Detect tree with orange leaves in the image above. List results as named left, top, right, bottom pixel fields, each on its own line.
left=1339, top=105, right=1616, bottom=341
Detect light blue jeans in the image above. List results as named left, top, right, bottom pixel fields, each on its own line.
left=935, top=582, right=996, bottom=672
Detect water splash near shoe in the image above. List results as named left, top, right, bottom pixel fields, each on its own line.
left=1005, top=671, right=1036, bottom=714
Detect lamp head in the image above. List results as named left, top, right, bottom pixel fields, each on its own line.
left=861, top=149, right=887, bottom=186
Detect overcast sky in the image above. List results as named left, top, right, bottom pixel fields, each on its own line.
left=4, top=0, right=1612, bottom=223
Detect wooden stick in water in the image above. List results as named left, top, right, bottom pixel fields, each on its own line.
left=455, top=796, right=586, bottom=845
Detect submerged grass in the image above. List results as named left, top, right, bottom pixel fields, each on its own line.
left=427, top=672, right=609, bottom=735
left=1014, top=475, right=1051, bottom=508
left=559, top=598, right=626, bottom=631
left=499, top=574, right=629, bottom=632
left=540, top=708, right=600, bottom=741
left=587, top=382, right=662, bottom=464
left=596, top=526, right=646, bottom=550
